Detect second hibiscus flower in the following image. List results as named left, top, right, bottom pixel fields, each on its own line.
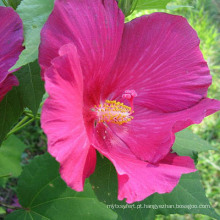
left=39, top=0, right=220, bottom=203
left=0, top=6, right=23, bottom=102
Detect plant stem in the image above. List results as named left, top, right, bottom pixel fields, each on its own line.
left=24, top=112, right=40, bottom=120
left=6, top=118, right=35, bottom=138
left=5, top=108, right=41, bottom=139
left=5, top=116, right=29, bottom=139
left=0, top=202, right=21, bottom=210
left=0, top=174, right=11, bottom=178
left=12, top=116, right=29, bottom=130
left=2, top=0, right=9, bottom=7
left=39, top=100, right=45, bottom=108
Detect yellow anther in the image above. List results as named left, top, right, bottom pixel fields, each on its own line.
left=95, top=100, right=134, bottom=125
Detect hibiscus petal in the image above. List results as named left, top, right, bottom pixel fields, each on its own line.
left=39, top=0, right=124, bottom=101
left=0, top=6, right=23, bottom=83
left=94, top=123, right=196, bottom=203
left=109, top=98, right=220, bottom=163
left=104, top=13, right=212, bottom=112
left=41, top=44, right=96, bottom=191
left=0, top=74, right=19, bottom=101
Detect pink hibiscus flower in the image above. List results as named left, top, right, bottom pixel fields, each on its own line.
left=0, top=6, right=23, bottom=101
left=39, top=0, right=220, bottom=203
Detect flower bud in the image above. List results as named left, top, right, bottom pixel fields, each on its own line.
left=117, top=0, right=139, bottom=17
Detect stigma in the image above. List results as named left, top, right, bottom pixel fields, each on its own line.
left=94, top=90, right=137, bottom=125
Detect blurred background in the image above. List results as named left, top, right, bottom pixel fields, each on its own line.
left=0, top=0, right=219, bottom=219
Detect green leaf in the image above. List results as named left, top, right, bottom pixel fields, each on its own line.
left=11, top=0, right=55, bottom=70
left=0, top=135, right=27, bottom=178
left=0, top=61, right=44, bottom=142
left=0, top=177, right=7, bottom=187
left=173, top=129, right=216, bottom=157
left=136, top=0, right=172, bottom=10
left=0, top=207, right=6, bottom=215
left=7, top=0, right=21, bottom=9
left=4, top=210, right=28, bottom=220
left=90, top=154, right=220, bottom=220
left=0, top=88, right=24, bottom=143
left=6, top=153, right=117, bottom=220
left=15, top=60, right=45, bottom=115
